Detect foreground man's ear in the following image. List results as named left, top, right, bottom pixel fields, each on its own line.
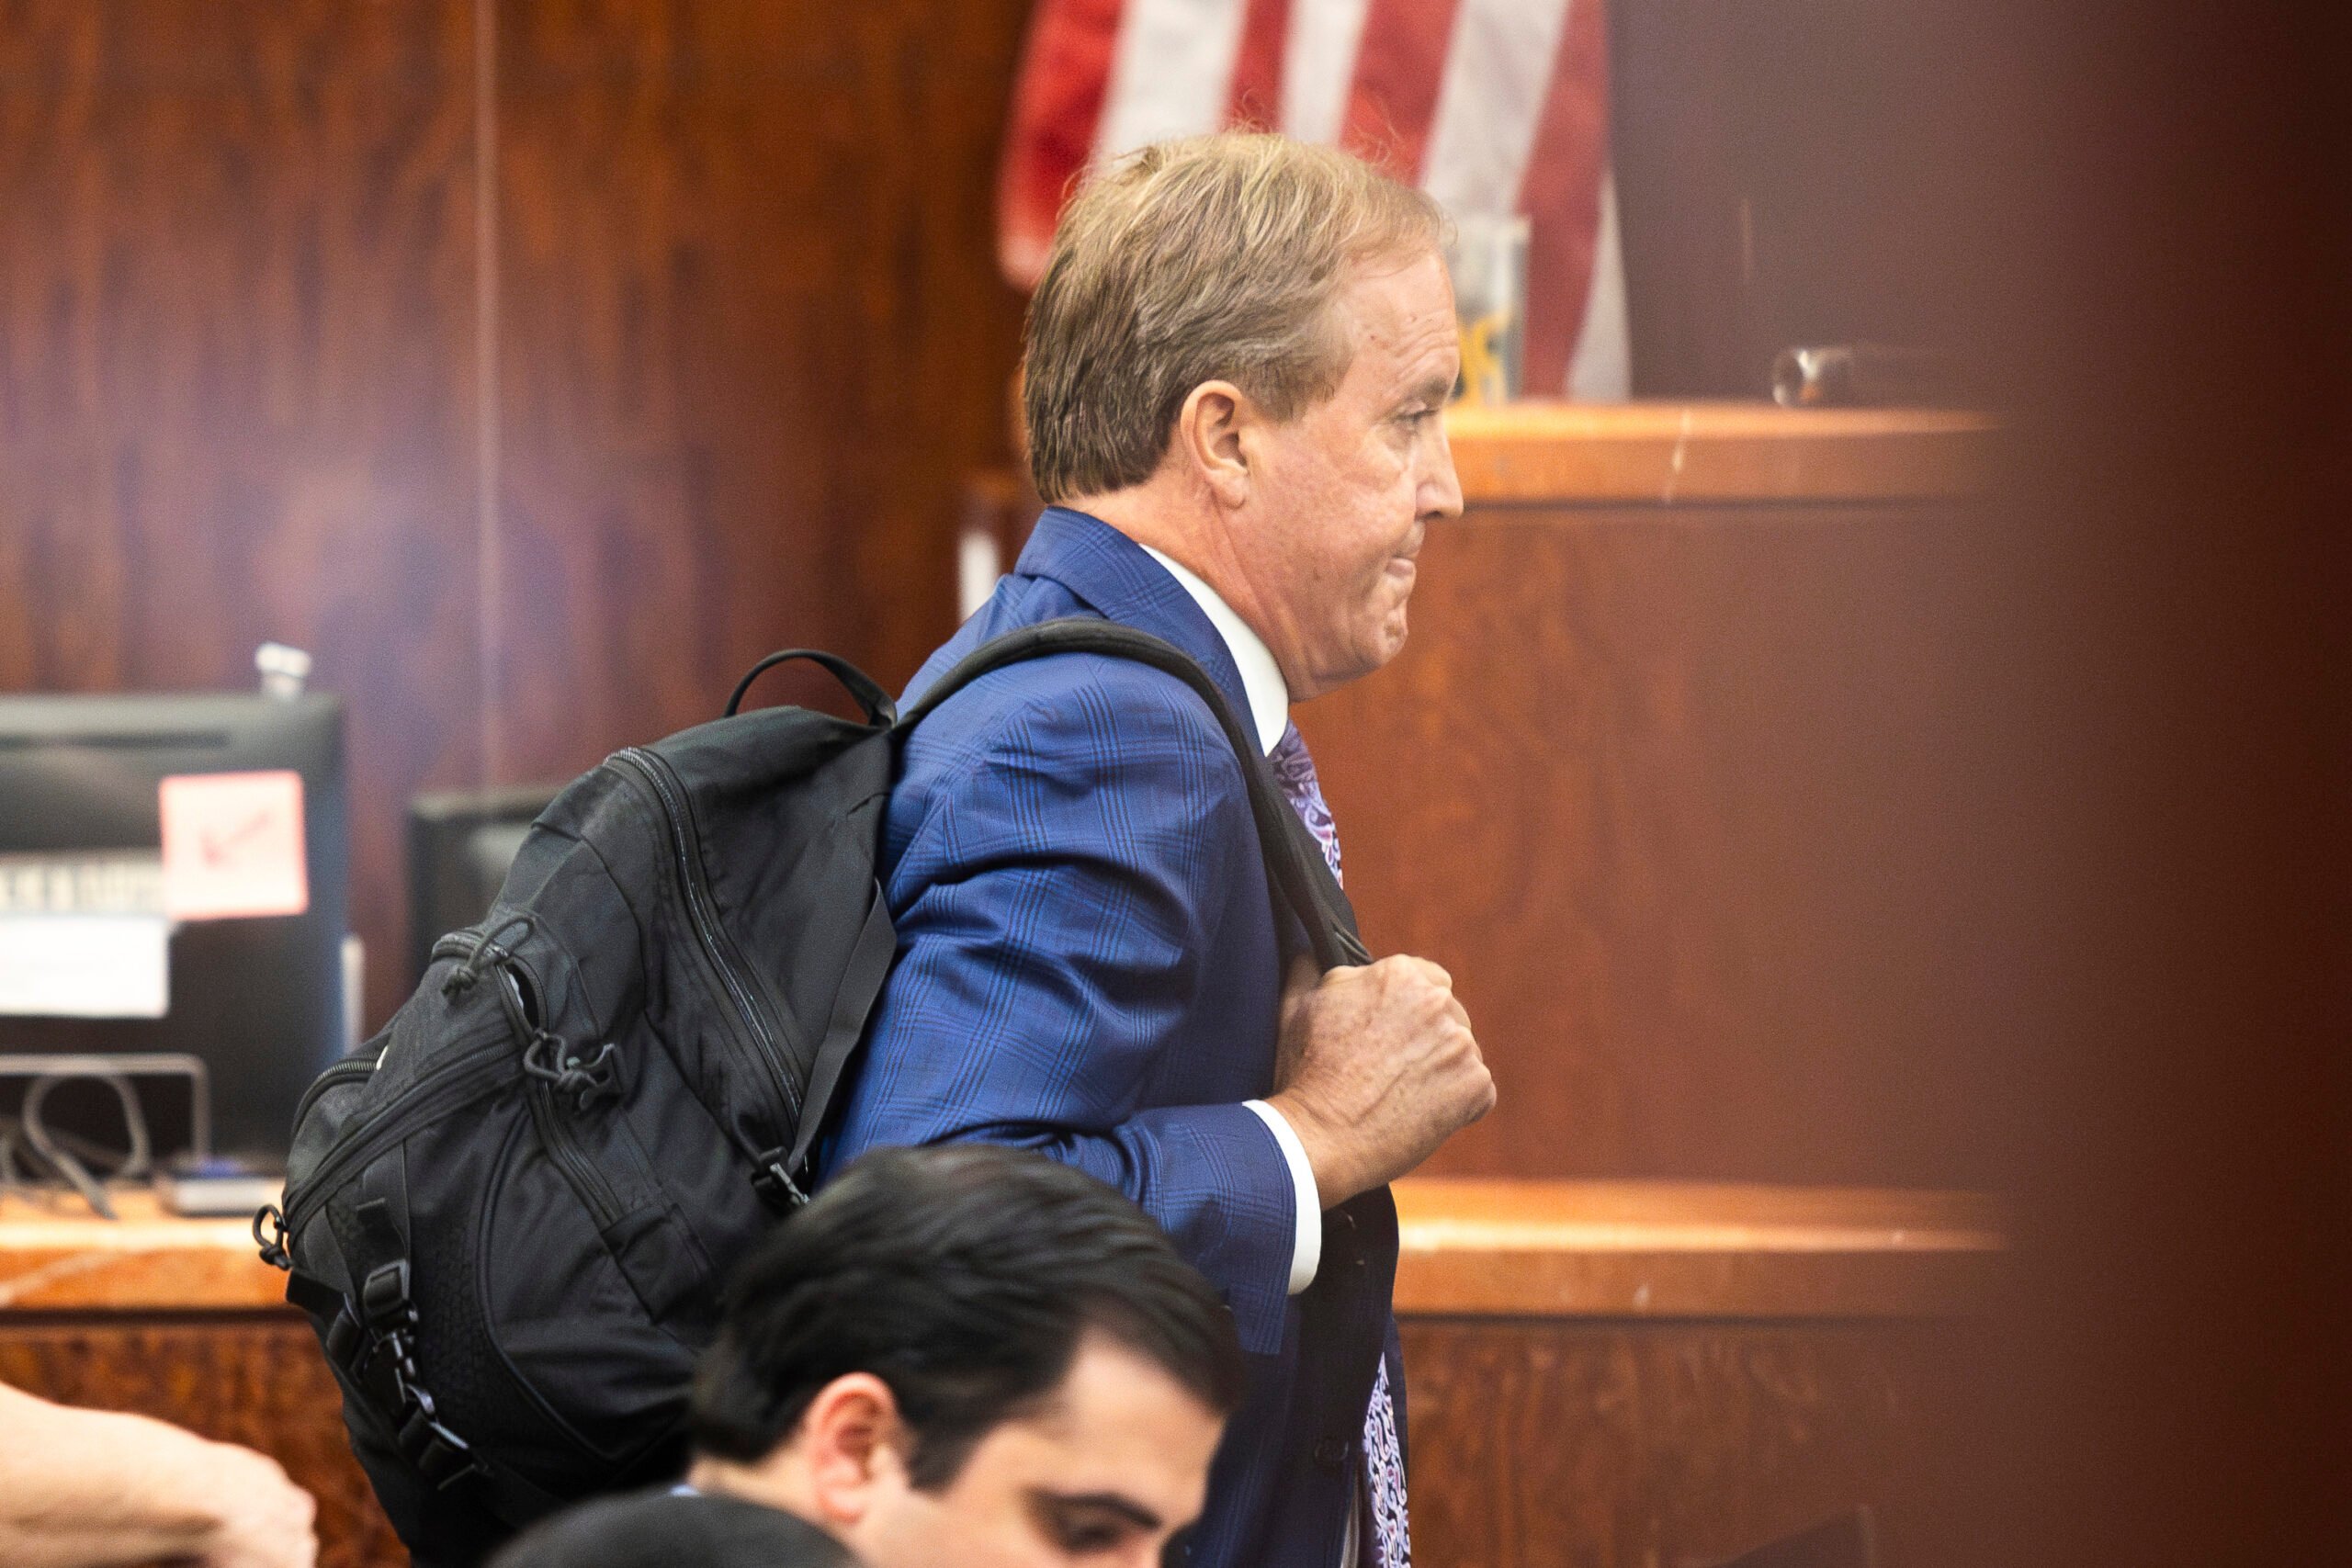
left=1179, top=379, right=1253, bottom=510
left=795, top=1371, right=907, bottom=1528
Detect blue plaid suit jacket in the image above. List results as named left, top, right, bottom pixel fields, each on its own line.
left=822, top=508, right=1401, bottom=1568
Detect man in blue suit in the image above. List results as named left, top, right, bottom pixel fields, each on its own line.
left=825, top=132, right=1495, bottom=1568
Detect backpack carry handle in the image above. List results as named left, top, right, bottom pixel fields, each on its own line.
left=899, top=618, right=1373, bottom=975
left=727, top=650, right=899, bottom=726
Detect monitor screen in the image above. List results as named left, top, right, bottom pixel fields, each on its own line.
left=0, top=692, right=347, bottom=1159
left=406, top=782, right=560, bottom=991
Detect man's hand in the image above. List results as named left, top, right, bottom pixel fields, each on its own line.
left=1263, top=955, right=1495, bottom=1206
left=0, top=1383, right=317, bottom=1568
left=187, top=1442, right=318, bottom=1568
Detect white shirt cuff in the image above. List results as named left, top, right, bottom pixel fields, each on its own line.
left=1243, top=1099, right=1322, bottom=1294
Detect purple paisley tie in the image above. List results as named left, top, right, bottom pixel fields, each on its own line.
left=1266, top=722, right=1410, bottom=1568
left=1268, top=721, right=1343, bottom=884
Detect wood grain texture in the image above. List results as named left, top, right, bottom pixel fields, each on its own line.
left=1298, top=491, right=2025, bottom=1188
left=1393, top=1180, right=2003, bottom=1318
left=0, top=1317, right=404, bottom=1568
left=1398, top=1316, right=1996, bottom=1568
left=954, top=426, right=2014, bottom=1188
left=0, top=1180, right=2003, bottom=1317
left=0, top=0, right=1035, bottom=1026
left=0, top=1191, right=287, bottom=1310
left=0, top=1310, right=1991, bottom=1568
left=0, top=1179, right=1998, bottom=1568
left=1442, top=403, right=1997, bottom=505
left=489, top=0, right=1032, bottom=789
left=0, top=1312, right=1995, bottom=1568
left=0, top=0, right=484, bottom=1032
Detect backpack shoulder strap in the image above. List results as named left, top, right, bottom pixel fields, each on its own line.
left=897, top=617, right=1370, bottom=973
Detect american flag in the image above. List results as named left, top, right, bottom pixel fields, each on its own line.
left=997, top=0, right=1630, bottom=400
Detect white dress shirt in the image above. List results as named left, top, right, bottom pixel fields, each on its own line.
left=1138, top=545, right=1322, bottom=1296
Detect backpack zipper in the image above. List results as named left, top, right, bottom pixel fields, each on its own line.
left=462, top=932, right=630, bottom=1232
left=525, top=1072, right=628, bottom=1229
left=607, top=749, right=802, bottom=1134
left=284, top=929, right=510, bottom=1133
left=280, top=1026, right=519, bottom=1241
left=292, top=1055, right=379, bottom=1133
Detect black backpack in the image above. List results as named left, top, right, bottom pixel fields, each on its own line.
left=257, top=619, right=1367, bottom=1566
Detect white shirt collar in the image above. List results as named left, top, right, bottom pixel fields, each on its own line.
left=1137, top=545, right=1291, bottom=756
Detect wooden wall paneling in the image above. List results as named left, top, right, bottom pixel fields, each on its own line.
left=1298, top=497, right=2024, bottom=1188
left=490, top=0, right=1033, bottom=789
left=0, top=1317, right=404, bottom=1568
left=0, top=1, right=485, bottom=1031
left=0, top=0, right=1040, bottom=1021
left=1398, top=1316, right=1994, bottom=1568
left=820, top=0, right=1040, bottom=689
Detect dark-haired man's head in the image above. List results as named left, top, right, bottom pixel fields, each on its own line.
left=685, top=1145, right=1246, bottom=1568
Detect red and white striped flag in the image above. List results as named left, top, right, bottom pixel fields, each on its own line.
left=998, top=0, right=1630, bottom=400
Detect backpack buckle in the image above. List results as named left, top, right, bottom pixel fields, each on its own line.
left=522, top=1032, right=621, bottom=1111
left=751, top=1155, right=808, bottom=1212
left=362, top=1325, right=423, bottom=1414
left=253, top=1204, right=291, bottom=1270
left=400, top=1404, right=487, bottom=1492
left=563, top=1040, right=622, bottom=1110
left=359, top=1260, right=415, bottom=1332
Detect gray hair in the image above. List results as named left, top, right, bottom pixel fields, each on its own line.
left=1023, top=132, right=1448, bottom=502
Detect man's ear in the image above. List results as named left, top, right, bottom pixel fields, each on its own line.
left=1176, top=379, right=1255, bottom=509
left=794, top=1371, right=909, bottom=1528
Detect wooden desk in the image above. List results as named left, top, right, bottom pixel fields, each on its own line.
left=1389, top=1180, right=2001, bottom=1568
left=1442, top=401, right=1997, bottom=505
left=967, top=401, right=2012, bottom=1193
left=2, top=1179, right=1998, bottom=1568
left=1297, top=400, right=2014, bottom=1190
left=0, top=1192, right=285, bottom=1309
left=1396, top=1177, right=2002, bottom=1317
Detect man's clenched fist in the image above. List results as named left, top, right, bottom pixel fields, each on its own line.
left=1263, top=955, right=1495, bottom=1205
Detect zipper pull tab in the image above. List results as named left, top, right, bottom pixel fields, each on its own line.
left=751, top=1156, right=809, bottom=1213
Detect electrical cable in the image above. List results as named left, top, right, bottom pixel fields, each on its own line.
left=0, top=1070, right=155, bottom=1219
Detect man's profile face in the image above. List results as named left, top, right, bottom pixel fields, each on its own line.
left=1238, top=247, right=1464, bottom=700
left=848, top=1333, right=1224, bottom=1568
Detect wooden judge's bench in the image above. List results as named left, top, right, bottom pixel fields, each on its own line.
left=4, top=405, right=2007, bottom=1568
left=0, top=1180, right=1999, bottom=1568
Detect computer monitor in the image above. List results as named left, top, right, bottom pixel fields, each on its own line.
left=0, top=692, right=348, bottom=1159
left=405, top=783, right=560, bottom=988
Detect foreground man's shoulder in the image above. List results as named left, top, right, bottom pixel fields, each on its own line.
left=492, top=1489, right=860, bottom=1568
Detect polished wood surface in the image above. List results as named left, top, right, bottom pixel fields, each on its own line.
left=0, top=1191, right=285, bottom=1310
left=0, top=1179, right=2000, bottom=1317
left=0, top=1178, right=1996, bottom=1567
left=0, top=0, right=1032, bottom=1029
left=1298, top=420, right=2015, bottom=1188
left=1443, top=402, right=1997, bottom=503
left=1392, top=1182, right=1999, bottom=1568
left=944, top=415, right=2012, bottom=1187
left=1396, top=1179, right=2002, bottom=1317
left=1401, top=1316, right=1992, bottom=1568
left=961, top=403, right=1998, bottom=561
